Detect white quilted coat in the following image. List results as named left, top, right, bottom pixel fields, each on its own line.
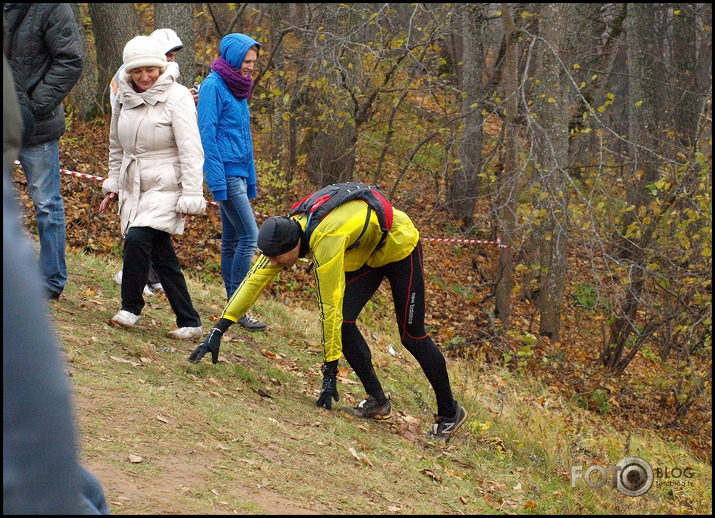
left=103, top=66, right=206, bottom=236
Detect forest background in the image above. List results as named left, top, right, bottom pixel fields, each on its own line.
left=9, top=3, right=712, bottom=510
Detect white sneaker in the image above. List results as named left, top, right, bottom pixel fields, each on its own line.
left=115, top=270, right=156, bottom=296
left=167, top=326, right=203, bottom=342
left=111, top=310, right=140, bottom=328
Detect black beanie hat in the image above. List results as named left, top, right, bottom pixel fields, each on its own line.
left=257, top=216, right=301, bottom=257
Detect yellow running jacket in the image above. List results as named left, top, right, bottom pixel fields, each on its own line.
left=220, top=200, right=420, bottom=362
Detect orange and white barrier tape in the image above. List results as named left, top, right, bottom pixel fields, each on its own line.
left=13, top=160, right=510, bottom=248
left=422, top=236, right=509, bottom=248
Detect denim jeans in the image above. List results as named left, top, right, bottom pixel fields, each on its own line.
left=121, top=226, right=201, bottom=328
left=219, top=176, right=258, bottom=299
left=77, top=466, right=111, bottom=514
left=18, top=140, right=67, bottom=296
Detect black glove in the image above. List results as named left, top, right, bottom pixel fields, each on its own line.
left=316, top=360, right=340, bottom=410
left=188, top=327, right=223, bottom=364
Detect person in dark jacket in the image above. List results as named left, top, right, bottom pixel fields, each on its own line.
left=198, top=32, right=267, bottom=331
left=3, top=3, right=83, bottom=299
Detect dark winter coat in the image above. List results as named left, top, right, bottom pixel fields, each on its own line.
left=3, top=3, right=83, bottom=146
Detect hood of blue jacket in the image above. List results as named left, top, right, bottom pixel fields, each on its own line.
left=220, top=33, right=260, bottom=68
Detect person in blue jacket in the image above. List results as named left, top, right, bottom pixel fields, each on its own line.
left=198, top=32, right=267, bottom=331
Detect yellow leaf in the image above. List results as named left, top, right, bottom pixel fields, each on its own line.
left=260, top=349, right=281, bottom=360
left=548, top=97, right=555, bottom=103
left=573, top=63, right=580, bottom=69
left=635, top=100, right=643, bottom=106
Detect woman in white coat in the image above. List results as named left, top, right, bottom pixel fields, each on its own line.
left=99, top=36, right=206, bottom=341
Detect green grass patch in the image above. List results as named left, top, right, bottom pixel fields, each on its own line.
left=50, top=251, right=711, bottom=515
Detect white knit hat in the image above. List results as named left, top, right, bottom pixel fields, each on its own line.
left=123, top=36, right=167, bottom=73
left=150, top=28, right=183, bottom=55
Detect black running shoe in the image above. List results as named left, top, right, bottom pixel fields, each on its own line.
left=353, top=395, right=391, bottom=419
left=427, top=402, right=467, bottom=440
left=237, top=312, right=267, bottom=331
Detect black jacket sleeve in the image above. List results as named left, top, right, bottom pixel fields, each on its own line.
left=29, top=3, right=83, bottom=118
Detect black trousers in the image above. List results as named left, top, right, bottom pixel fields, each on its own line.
left=147, top=263, right=161, bottom=285
left=342, top=241, right=456, bottom=417
left=121, top=226, right=201, bottom=328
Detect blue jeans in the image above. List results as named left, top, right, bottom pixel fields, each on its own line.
left=77, top=466, right=111, bottom=514
left=18, top=140, right=67, bottom=296
left=219, top=176, right=258, bottom=299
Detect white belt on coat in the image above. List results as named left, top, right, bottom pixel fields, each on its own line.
left=119, top=149, right=178, bottom=233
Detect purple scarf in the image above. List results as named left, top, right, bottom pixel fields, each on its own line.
left=211, top=56, right=253, bottom=99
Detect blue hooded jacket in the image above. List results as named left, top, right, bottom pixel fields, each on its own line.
left=198, top=33, right=260, bottom=201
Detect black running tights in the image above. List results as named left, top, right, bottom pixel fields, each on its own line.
left=342, top=241, right=456, bottom=417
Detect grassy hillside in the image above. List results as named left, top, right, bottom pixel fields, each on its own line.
left=45, top=250, right=711, bottom=514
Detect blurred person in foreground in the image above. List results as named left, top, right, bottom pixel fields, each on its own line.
left=3, top=162, right=110, bottom=515
left=3, top=51, right=109, bottom=514
left=188, top=185, right=467, bottom=441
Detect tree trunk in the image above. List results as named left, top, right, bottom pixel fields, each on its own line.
left=88, top=3, right=140, bottom=113
left=154, top=3, right=197, bottom=89
left=449, top=4, right=484, bottom=231
left=65, top=3, right=98, bottom=120
left=602, top=3, right=661, bottom=370
left=304, top=126, right=356, bottom=186
left=531, top=4, right=571, bottom=341
left=694, top=3, right=712, bottom=126
left=566, top=4, right=627, bottom=175
left=672, top=4, right=698, bottom=150
left=494, top=3, right=519, bottom=327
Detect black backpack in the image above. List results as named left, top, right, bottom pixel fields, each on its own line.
left=289, top=182, right=394, bottom=251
